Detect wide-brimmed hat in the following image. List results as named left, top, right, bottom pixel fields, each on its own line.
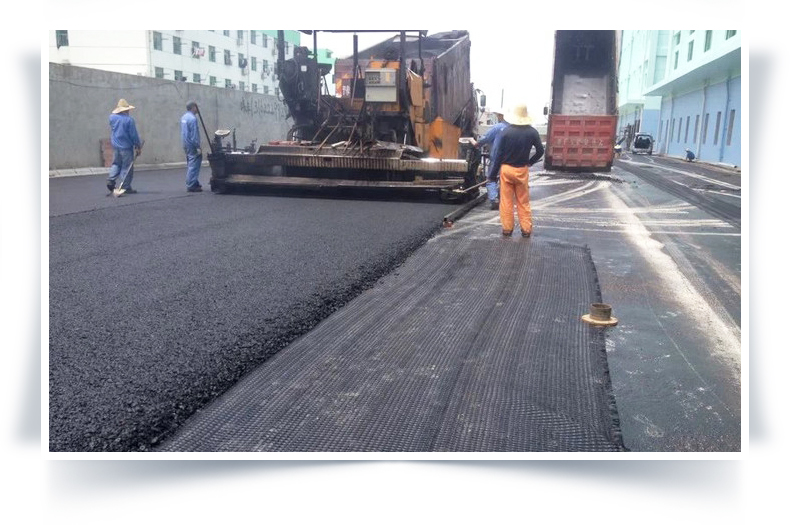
left=112, top=99, right=135, bottom=114
left=505, top=104, right=533, bottom=126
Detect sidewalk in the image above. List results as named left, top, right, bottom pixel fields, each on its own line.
left=48, top=161, right=207, bottom=178
left=650, top=153, right=740, bottom=173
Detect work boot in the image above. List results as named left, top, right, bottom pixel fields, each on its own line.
left=123, top=188, right=137, bottom=194
left=521, top=231, right=531, bottom=238
left=187, top=186, right=203, bottom=193
left=106, top=181, right=115, bottom=193
left=502, top=230, right=513, bottom=237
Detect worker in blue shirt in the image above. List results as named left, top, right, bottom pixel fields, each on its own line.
left=107, top=99, right=142, bottom=195
left=181, top=101, right=203, bottom=192
left=473, top=109, right=507, bottom=210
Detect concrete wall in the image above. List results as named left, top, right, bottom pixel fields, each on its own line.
left=49, top=63, right=292, bottom=170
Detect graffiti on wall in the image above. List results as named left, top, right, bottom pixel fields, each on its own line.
left=239, top=97, right=288, bottom=120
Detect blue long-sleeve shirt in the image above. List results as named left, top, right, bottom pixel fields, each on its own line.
left=490, top=124, right=545, bottom=177
left=109, top=113, right=142, bottom=150
left=477, top=122, right=508, bottom=178
left=180, top=111, right=200, bottom=151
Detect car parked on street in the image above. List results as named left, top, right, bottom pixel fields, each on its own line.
left=632, top=133, right=654, bottom=155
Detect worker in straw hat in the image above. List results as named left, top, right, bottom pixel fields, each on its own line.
left=106, top=98, right=143, bottom=195
left=489, top=104, right=544, bottom=238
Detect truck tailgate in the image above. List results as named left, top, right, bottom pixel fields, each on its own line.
left=546, top=115, right=617, bottom=171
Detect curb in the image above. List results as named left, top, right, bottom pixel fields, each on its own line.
left=655, top=154, right=740, bottom=173
left=49, top=161, right=208, bottom=178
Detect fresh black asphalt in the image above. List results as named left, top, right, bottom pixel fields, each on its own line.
left=49, top=170, right=459, bottom=451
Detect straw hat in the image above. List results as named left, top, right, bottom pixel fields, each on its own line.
left=505, top=104, right=533, bottom=126
left=112, top=99, right=135, bottom=114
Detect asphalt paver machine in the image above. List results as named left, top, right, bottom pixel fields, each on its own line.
left=206, top=30, right=484, bottom=201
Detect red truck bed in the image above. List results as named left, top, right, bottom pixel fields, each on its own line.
left=545, top=114, right=617, bottom=171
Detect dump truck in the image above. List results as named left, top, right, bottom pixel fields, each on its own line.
left=206, top=30, right=483, bottom=201
left=543, top=30, right=618, bottom=171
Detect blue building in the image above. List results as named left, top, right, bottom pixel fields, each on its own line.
left=617, top=30, right=741, bottom=167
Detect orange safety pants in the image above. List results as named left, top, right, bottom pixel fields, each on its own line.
left=498, top=164, right=531, bottom=234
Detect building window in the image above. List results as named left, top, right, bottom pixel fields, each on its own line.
left=155, top=67, right=164, bottom=79
left=251, top=31, right=257, bottom=45
left=225, top=78, right=232, bottom=88
left=673, top=51, right=679, bottom=69
left=210, top=76, right=217, bottom=87
left=209, top=45, right=216, bottom=62
left=263, top=34, right=268, bottom=47
left=669, top=119, right=675, bottom=142
left=677, top=119, right=682, bottom=143
left=684, top=116, right=690, bottom=143
left=702, top=113, right=709, bottom=144
left=56, top=30, right=69, bottom=48
left=251, top=57, right=257, bottom=71
left=263, top=59, right=269, bottom=72
left=704, top=31, right=712, bottom=52
left=239, top=53, right=247, bottom=68
left=175, top=70, right=184, bottom=81
left=237, top=30, right=244, bottom=42
left=224, top=49, right=232, bottom=65
left=694, top=115, right=700, bottom=143
left=689, top=30, right=695, bottom=35
left=153, top=31, right=162, bottom=51
left=223, top=30, right=230, bottom=37
left=252, top=83, right=258, bottom=93
left=726, top=30, right=737, bottom=39
left=192, top=41, right=201, bottom=58
left=173, top=36, right=182, bottom=55
left=714, top=112, right=722, bottom=145
left=264, top=85, right=270, bottom=94
left=239, top=81, right=246, bottom=91
left=726, top=110, right=736, bottom=145
left=193, top=73, right=201, bottom=83
left=673, top=32, right=680, bottom=46
left=687, top=41, right=694, bottom=61
left=285, top=42, right=290, bottom=54
left=658, top=120, right=663, bottom=141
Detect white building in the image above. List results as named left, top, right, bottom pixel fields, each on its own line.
left=49, top=30, right=304, bottom=96
left=617, top=30, right=741, bottom=165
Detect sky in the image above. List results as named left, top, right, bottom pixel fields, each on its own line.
left=306, top=29, right=556, bottom=124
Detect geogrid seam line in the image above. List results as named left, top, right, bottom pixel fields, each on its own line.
left=425, top=239, right=521, bottom=450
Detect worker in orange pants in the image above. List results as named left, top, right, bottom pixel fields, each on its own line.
left=489, top=104, right=545, bottom=238
left=499, top=164, right=532, bottom=236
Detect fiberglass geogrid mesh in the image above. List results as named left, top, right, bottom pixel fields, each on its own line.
left=159, top=237, right=625, bottom=452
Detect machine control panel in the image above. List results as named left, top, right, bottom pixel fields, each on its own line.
left=364, top=68, right=398, bottom=103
